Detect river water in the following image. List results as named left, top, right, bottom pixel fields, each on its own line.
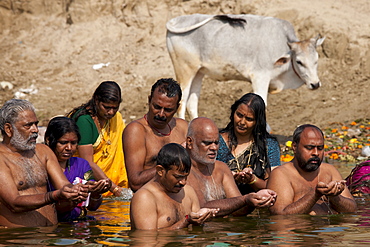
left=1, top=163, right=369, bottom=246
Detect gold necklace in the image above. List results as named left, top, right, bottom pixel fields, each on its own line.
left=233, top=142, right=253, bottom=172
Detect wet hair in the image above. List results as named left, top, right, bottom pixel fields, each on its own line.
left=150, top=78, right=182, bottom=104
left=68, top=81, right=122, bottom=121
left=156, top=143, right=191, bottom=173
left=293, top=124, right=324, bottom=144
left=0, top=99, right=35, bottom=135
left=44, top=116, right=81, bottom=152
left=220, top=93, right=275, bottom=166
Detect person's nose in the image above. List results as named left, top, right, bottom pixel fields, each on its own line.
left=312, top=147, right=319, bottom=156
left=107, top=108, right=115, bottom=115
left=239, top=117, right=246, bottom=125
left=210, top=142, right=218, bottom=151
left=30, top=123, right=38, bottom=133
left=179, top=178, right=186, bottom=186
left=158, top=108, right=165, bottom=117
left=65, top=142, right=72, bottom=151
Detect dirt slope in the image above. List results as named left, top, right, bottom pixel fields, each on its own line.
left=0, top=0, right=369, bottom=136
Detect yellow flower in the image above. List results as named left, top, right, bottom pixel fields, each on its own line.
left=349, top=138, right=358, bottom=143
left=358, top=144, right=363, bottom=149
left=360, top=125, right=365, bottom=128
left=285, top=141, right=292, bottom=147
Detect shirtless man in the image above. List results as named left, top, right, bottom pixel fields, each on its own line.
left=0, top=99, right=89, bottom=227
left=267, top=124, right=357, bottom=215
left=186, top=117, right=277, bottom=217
left=123, top=78, right=188, bottom=192
left=130, top=143, right=218, bottom=230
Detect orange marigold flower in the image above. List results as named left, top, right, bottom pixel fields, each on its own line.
left=350, top=121, right=357, bottom=126
left=324, top=144, right=329, bottom=149
left=330, top=153, right=339, bottom=160
left=341, top=126, right=349, bottom=130
left=358, top=144, right=363, bottom=149
left=331, top=129, right=338, bottom=133
left=360, top=125, right=365, bottom=128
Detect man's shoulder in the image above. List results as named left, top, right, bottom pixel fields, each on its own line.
left=132, top=182, right=157, bottom=199
left=270, top=162, right=294, bottom=175
left=124, top=118, right=146, bottom=134
left=214, top=160, right=232, bottom=173
left=319, top=162, right=340, bottom=172
left=174, top=117, right=188, bottom=125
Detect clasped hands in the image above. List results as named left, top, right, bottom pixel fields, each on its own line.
left=245, top=189, right=277, bottom=208
left=57, top=178, right=111, bottom=205
left=316, top=180, right=346, bottom=197
left=232, top=167, right=256, bottom=184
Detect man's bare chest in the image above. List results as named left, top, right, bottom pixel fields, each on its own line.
left=6, top=154, right=48, bottom=191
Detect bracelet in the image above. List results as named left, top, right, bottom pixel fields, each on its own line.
left=45, top=191, right=57, bottom=204
left=248, top=175, right=257, bottom=185
left=112, top=186, right=120, bottom=194
left=185, top=215, right=190, bottom=223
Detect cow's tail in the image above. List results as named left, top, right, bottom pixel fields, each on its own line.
left=166, top=17, right=215, bottom=34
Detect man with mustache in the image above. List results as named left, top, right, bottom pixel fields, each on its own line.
left=0, top=99, right=88, bottom=227
left=267, top=124, right=357, bottom=215
left=185, top=117, right=277, bottom=217
left=123, top=78, right=188, bottom=192
left=130, top=143, right=218, bottom=230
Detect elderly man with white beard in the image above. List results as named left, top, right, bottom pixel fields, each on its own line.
left=0, top=99, right=89, bottom=227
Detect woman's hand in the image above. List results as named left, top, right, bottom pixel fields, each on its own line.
left=233, top=167, right=255, bottom=184
left=86, top=178, right=110, bottom=194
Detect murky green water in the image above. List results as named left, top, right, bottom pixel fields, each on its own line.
left=2, top=163, right=369, bottom=246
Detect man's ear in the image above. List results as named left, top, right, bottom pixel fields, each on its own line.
left=4, top=123, right=13, bottom=138
left=186, top=136, right=193, bottom=149
left=148, top=95, right=152, bottom=104
left=292, top=141, right=297, bottom=154
left=156, top=165, right=165, bottom=177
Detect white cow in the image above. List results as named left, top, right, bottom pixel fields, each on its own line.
left=166, top=14, right=325, bottom=119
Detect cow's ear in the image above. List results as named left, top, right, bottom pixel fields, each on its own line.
left=315, top=36, right=325, bottom=47
left=274, top=55, right=291, bottom=67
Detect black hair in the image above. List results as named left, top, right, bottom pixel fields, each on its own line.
left=68, top=81, right=122, bottom=121
left=220, top=93, right=275, bottom=167
left=156, top=143, right=191, bottom=173
left=150, top=78, right=182, bottom=104
left=293, top=124, right=324, bottom=144
left=45, top=116, right=81, bottom=152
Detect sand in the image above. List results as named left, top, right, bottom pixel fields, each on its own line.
left=0, top=0, right=369, bottom=136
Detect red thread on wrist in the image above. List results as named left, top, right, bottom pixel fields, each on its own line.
left=185, top=215, right=189, bottom=222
